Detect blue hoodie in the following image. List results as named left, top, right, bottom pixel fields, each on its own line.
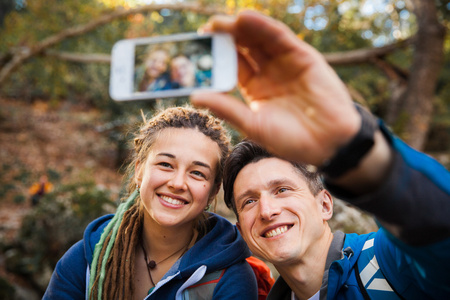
left=43, top=212, right=258, bottom=299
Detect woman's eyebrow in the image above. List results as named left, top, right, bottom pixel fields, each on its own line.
left=193, top=161, right=211, bottom=170
left=157, top=152, right=175, bottom=159
left=157, top=153, right=211, bottom=170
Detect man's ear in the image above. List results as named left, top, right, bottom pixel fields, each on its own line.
left=319, top=190, right=333, bottom=221
left=135, top=160, right=143, bottom=186
left=236, top=221, right=242, bottom=234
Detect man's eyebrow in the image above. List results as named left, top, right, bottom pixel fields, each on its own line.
left=235, top=190, right=258, bottom=204
left=235, top=178, right=295, bottom=202
left=156, top=153, right=211, bottom=170
left=267, top=178, right=295, bottom=188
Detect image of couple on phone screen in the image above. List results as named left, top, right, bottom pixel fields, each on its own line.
left=135, top=40, right=212, bottom=93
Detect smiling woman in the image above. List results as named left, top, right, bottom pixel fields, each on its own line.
left=135, top=128, right=221, bottom=232
left=43, top=106, right=258, bottom=300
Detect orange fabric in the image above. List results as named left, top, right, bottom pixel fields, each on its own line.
left=28, top=182, right=53, bottom=195
left=246, top=256, right=275, bottom=300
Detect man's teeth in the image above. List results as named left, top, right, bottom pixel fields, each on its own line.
left=265, top=226, right=289, bottom=238
left=161, top=195, right=185, bottom=205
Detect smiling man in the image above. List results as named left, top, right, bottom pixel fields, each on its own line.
left=230, top=151, right=332, bottom=299
left=222, top=138, right=450, bottom=300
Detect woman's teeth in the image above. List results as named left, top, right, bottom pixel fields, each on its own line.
left=161, top=195, right=185, bottom=205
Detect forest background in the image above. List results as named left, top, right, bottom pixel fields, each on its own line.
left=0, top=0, right=449, bottom=299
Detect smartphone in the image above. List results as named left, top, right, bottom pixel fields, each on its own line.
left=109, top=32, right=237, bottom=101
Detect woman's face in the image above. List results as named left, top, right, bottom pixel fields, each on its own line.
left=145, top=50, right=169, bottom=79
left=135, top=128, right=220, bottom=229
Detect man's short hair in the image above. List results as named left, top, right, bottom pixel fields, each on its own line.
left=223, top=140, right=324, bottom=218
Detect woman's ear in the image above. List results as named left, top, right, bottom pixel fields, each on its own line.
left=209, top=183, right=222, bottom=199
left=319, top=190, right=333, bottom=221
left=135, top=160, right=143, bottom=187
left=209, top=183, right=221, bottom=203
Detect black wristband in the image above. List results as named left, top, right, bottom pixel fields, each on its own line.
left=319, top=105, right=377, bottom=178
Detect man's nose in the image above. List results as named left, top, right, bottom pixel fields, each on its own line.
left=259, top=194, right=281, bottom=221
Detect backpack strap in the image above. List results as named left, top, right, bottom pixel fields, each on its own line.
left=354, top=255, right=372, bottom=300
left=182, top=269, right=225, bottom=300
left=355, top=238, right=405, bottom=300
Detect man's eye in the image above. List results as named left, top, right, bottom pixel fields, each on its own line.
left=242, top=199, right=256, bottom=207
left=276, top=187, right=288, bottom=194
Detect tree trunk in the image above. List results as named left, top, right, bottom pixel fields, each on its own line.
left=400, top=0, right=446, bottom=150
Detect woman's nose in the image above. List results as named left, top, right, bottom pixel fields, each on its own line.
left=168, top=171, right=187, bottom=191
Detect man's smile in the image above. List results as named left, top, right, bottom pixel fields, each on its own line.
left=262, top=224, right=293, bottom=238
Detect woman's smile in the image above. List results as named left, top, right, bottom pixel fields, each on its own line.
left=159, top=194, right=188, bottom=207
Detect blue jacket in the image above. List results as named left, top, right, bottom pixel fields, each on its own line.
left=43, top=212, right=258, bottom=299
left=268, top=123, right=450, bottom=300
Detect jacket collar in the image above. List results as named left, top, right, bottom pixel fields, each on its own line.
left=319, top=231, right=345, bottom=300
left=267, top=231, right=346, bottom=300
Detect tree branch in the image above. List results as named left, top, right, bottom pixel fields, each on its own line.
left=0, top=3, right=225, bottom=86
left=371, top=58, right=409, bottom=82
left=44, top=50, right=111, bottom=64
left=323, top=37, right=412, bottom=65
left=40, top=35, right=412, bottom=67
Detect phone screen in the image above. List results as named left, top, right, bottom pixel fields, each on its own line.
left=134, top=37, right=213, bottom=94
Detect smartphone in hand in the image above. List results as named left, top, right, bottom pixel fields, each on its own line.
left=109, top=32, right=237, bottom=101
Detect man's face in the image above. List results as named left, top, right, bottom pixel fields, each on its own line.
left=233, top=157, right=332, bottom=266
left=171, top=56, right=195, bottom=87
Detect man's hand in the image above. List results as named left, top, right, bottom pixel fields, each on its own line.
left=191, top=10, right=360, bottom=166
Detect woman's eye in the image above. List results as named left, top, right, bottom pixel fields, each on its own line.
left=191, top=170, right=206, bottom=178
left=158, top=162, right=172, bottom=168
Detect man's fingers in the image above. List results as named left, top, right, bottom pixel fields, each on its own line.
left=205, top=14, right=237, bottom=34
left=237, top=51, right=258, bottom=89
left=206, top=11, right=298, bottom=56
left=190, top=92, right=252, bottom=135
left=233, top=11, right=299, bottom=56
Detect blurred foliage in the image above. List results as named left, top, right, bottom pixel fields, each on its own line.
left=1, top=0, right=124, bottom=109
left=2, top=176, right=115, bottom=293
left=0, top=276, right=16, bottom=299
left=0, top=0, right=447, bottom=169
left=1, top=0, right=448, bottom=148
left=0, top=0, right=210, bottom=116
left=427, top=10, right=449, bottom=152
left=426, top=32, right=450, bottom=153
left=0, top=0, right=16, bottom=27
left=0, top=160, right=30, bottom=204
